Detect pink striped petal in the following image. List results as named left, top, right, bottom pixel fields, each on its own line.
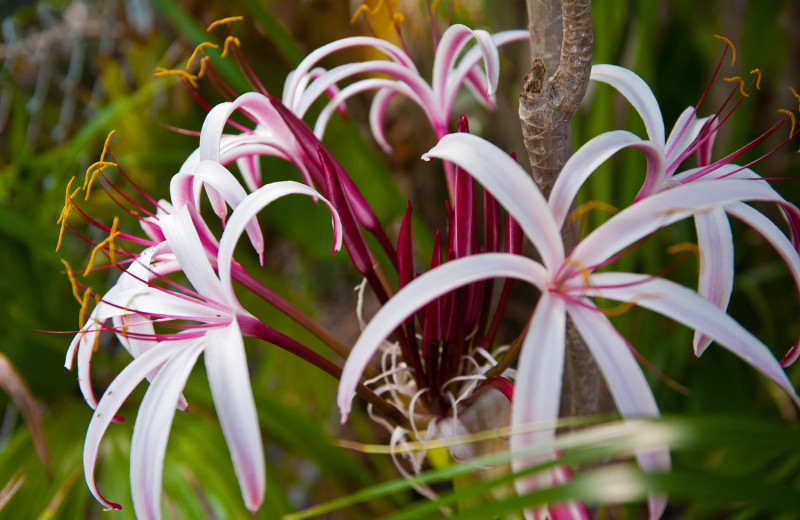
left=217, top=181, right=342, bottom=307
left=130, top=339, right=205, bottom=520
left=586, top=272, right=800, bottom=408
left=83, top=339, right=193, bottom=512
left=549, top=131, right=665, bottom=226
left=591, top=65, right=665, bottom=147
left=423, top=133, right=564, bottom=270
left=692, top=207, right=734, bottom=355
left=205, top=320, right=265, bottom=513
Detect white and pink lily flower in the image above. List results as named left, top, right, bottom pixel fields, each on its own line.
left=68, top=179, right=342, bottom=519
left=337, top=133, right=800, bottom=519
left=281, top=23, right=527, bottom=198
left=589, top=54, right=800, bottom=362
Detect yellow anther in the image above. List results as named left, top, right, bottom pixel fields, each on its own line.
left=207, top=16, right=243, bottom=32
left=667, top=242, right=700, bottom=257
left=724, top=76, right=748, bottom=97
left=350, top=4, right=371, bottom=24
left=221, top=35, right=241, bottom=58
left=563, top=258, right=591, bottom=287
left=196, top=55, right=211, bottom=79
left=83, top=129, right=116, bottom=197
left=568, top=200, right=619, bottom=223
left=185, top=42, right=218, bottom=70
left=750, top=69, right=761, bottom=90
left=392, top=12, right=405, bottom=24
left=60, top=258, right=82, bottom=304
left=778, top=109, right=797, bottom=141
left=83, top=216, right=120, bottom=277
left=83, top=161, right=117, bottom=201
left=429, top=0, right=440, bottom=14
left=56, top=177, right=81, bottom=252
left=153, top=67, right=199, bottom=88
left=713, top=34, right=737, bottom=66
left=78, top=287, right=94, bottom=328
left=599, top=300, right=636, bottom=317
left=791, top=87, right=800, bottom=104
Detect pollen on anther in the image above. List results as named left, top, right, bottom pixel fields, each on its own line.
left=83, top=161, right=117, bottom=200
left=221, top=35, right=241, bottom=58
left=207, top=16, right=243, bottom=32
left=713, top=34, right=737, bottom=66
left=724, top=76, right=748, bottom=97
left=750, top=69, right=762, bottom=90
left=154, top=67, right=199, bottom=88
left=83, top=216, right=121, bottom=276
left=568, top=200, right=619, bottom=223
left=666, top=242, right=700, bottom=257
left=78, top=287, right=94, bottom=327
left=61, top=258, right=83, bottom=304
left=186, top=42, right=219, bottom=70
left=56, top=177, right=81, bottom=252
left=777, top=109, right=797, bottom=142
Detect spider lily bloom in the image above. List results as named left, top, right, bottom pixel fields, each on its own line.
left=587, top=49, right=800, bottom=361
left=337, top=133, right=800, bottom=519
left=67, top=178, right=343, bottom=518
left=280, top=23, right=528, bottom=197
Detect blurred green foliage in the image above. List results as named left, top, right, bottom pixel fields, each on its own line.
left=0, top=0, right=798, bottom=518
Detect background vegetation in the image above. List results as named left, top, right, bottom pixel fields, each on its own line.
left=1, top=0, right=799, bottom=518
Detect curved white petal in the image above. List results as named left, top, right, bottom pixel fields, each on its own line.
left=217, top=181, right=342, bottom=307
left=83, top=339, right=191, bottom=511
left=591, top=64, right=665, bottom=147
left=294, top=61, right=434, bottom=120
left=369, top=88, right=401, bottom=154
left=205, top=320, right=265, bottom=513
left=585, top=273, right=800, bottom=408
left=170, top=160, right=264, bottom=257
left=423, top=133, right=564, bottom=269
left=337, top=253, right=550, bottom=421
left=725, top=201, right=800, bottom=365
left=282, top=36, right=417, bottom=111
left=693, top=207, right=734, bottom=355
left=573, top=180, right=794, bottom=270
left=549, top=131, right=665, bottom=226
left=130, top=339, right=204, bottom=520
left=510, top=292, right=566, bottom=502
left=664, top=107, right=713, bottom=171
left=566, top=303, right=668, bottom=519
left=160, top=207, right=228, bottom=305
left=313, top=78, right=421, bottom=140
left=446, top=28, right=500, bottom=103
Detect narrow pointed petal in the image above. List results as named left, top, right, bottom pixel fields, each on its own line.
left=170, top=160, right=264, bottom=257
left=423, top=133, right=564, bottom=269
left=130, top=340, right=204, bottom=520
left=586, top=273, right=800, bottom=407
left=205, top=320, right=265, bottom=513
left=693, top=207, right=734, bottom=355
left=217, top=180, right=341, bottom=306
left=590, top=64, right=665, bottom=147
left=160, top=207, right=228, bottom=304
left=573, top=180, right=794, bottom=270
left=664, top=107, right=713, bottom=170
left=548, top=131, right=665, bottom=226
left=337, top=253, right=549, bottom=422
left=83, top=340, right=190, bottom=511
left=567, top=303, right=669, bottom=519
left=283, top=36, right=417, bottom=110
left=511, top=293, right=566, bottom=505
left=725, top=201, right=800, bottom=365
